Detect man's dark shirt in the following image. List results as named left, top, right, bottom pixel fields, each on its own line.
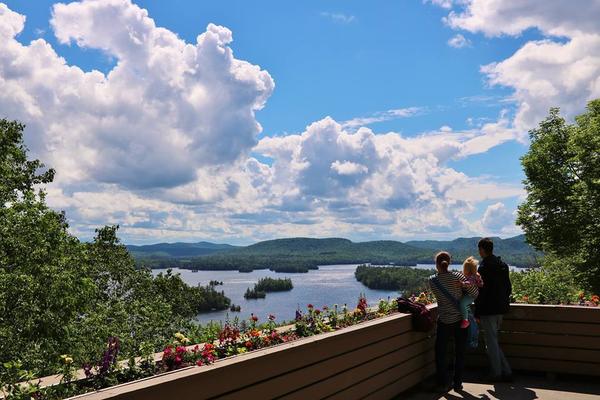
left=475, top=254, right=512, bottom=316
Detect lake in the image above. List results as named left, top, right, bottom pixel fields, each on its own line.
left=153, top=263, right=523, bottom=325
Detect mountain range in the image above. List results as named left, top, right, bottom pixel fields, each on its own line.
left=128, top=235, right=541, bottom=272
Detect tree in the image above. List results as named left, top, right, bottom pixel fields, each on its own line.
left=517, top=100, right=600, bottom=291
left=0, top=119, right=230, bottom=377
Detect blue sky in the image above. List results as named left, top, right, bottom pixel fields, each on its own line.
left=1, top=0, right=598, bottom=244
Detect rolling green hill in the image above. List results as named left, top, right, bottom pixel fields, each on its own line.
left=131, top=235, right=540, bottom=272
left=126, top=241, right=238, bottom=259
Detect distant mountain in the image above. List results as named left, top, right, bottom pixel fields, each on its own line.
left=406, top=234, right=538, bottom=260
left=129, top=235, right=540, bottom=272
left=126, top=241, right=238, bottom=259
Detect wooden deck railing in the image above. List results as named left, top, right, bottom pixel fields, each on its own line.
left=43, top=303, right=600, bottom=399
left=72, top=307, right=437, bottom=400
left=467, top=304, right=600, bottom=376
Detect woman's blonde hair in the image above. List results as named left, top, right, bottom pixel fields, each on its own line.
left=463, top=256, right=478, bottom=275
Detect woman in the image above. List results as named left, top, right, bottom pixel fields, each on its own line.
left=428, top=251, right=478, bottom=392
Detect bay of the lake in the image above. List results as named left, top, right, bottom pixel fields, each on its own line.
left=153, top=263, right=521, bottom=325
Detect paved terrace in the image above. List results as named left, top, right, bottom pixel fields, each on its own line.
left=403, top=370, right=600, bottom=400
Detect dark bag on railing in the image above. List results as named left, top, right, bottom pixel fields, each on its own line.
left=397, top=297, right=434, bottom=332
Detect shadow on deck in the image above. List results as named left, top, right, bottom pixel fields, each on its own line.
left=401, top=369, right=600, bottom=400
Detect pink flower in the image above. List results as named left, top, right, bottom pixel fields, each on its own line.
left=174, top=355, right=182, bottom=365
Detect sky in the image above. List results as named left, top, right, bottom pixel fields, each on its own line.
left=1, top=0, right=599, bottom=245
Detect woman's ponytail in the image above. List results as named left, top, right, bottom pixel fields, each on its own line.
left=435, top=251, right=451, bottom=271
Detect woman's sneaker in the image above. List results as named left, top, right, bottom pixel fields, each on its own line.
left=460, top=319, right=470, bottom=329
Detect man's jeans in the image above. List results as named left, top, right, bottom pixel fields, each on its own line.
left=480, top=314, right=512, bottom=377
left=435, top=320, right=467, bottom=386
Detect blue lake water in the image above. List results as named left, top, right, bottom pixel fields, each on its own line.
left=153, top=263, right=523, bottom=325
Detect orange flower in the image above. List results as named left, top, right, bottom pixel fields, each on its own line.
left=522, top=295, right=529, bottom=303
left=250, top=329, right=260, bottom=337
left=591, top=295, right=599, bottom=304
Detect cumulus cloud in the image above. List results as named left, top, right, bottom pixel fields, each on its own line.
left=254, top=117, right=522, bottom=236
left=435, top=0, right=600, bottom=131
left=447, top=33, right=471, bottom=48
left=0, top=0, right=273, bottom=190
left=0, top=1, right=527, bottom=243
left=480, top=202, right=517, bottom=233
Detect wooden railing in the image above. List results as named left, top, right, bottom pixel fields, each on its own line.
left=72, top=308, right=436, bottom=400
left=468, top=304, right=600, bottom=376
left=55, top=304, right=600, bottom=399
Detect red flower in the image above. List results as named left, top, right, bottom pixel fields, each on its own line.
left=315, top=309, right=321, bottom=315
left=204, top=343, right=214, bottom=352
left=251, top=314, right=259, bottom=322
left=196, top=360, right=203, bottom=366
left=307, top=304, right=314, bottom=309
left=245, top=341, right=253, bottom=349
left=174, top=355, right=182, bottom=365
left=176, top=346, right=186, bottom=354
left=163, top=346, right=173, bottom=357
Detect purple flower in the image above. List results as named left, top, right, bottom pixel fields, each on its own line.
left=295, top=309, right=303, bottom=321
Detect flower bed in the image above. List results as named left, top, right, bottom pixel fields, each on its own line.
left=2, top=294, right=429, bottom=400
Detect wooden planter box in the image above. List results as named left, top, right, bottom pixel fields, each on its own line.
left=72, top=311, right=435, bottom=400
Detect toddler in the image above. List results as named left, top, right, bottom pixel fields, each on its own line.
left=459, top=256, right=483, bottom=328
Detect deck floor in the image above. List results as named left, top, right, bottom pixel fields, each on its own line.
left=402, top=371, right=600, bottom=400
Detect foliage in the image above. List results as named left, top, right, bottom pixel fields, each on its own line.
left=244, top=287, right=266, bottom=299
left=510, top=259, right=586, bottom=305
left=244, top=277, right=293, bottom=299
left=0, top=120, right=231, bottom=381
left=255, top=277, right=293, bottom=292
left=517, top=100, right=600, bottom=290
left=354, top=265, right=433, bottom=294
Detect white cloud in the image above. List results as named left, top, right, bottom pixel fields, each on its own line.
left=434, top=0, right=600, bottom=131
left=341, top=107, right=424, bottom=129
left=320, top=12, right=356, bottom=24
left=0, top=0, right=273, bottom=190
left=447, top=33, right=471, bottom=48
left=480, top=202, right=517, bottom=233
left=0, top=1, right=528, bottom=243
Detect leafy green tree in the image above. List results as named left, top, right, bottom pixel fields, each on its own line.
left=517, top=100, right=600, bottom=290
left=0, top=119, right=230, bottom=378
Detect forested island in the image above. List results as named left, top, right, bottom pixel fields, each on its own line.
left=354, top=265, right=434, bottom=295
left=244, top=277, right=293, bottom=299
left=131, top=236, right=540, bottom=273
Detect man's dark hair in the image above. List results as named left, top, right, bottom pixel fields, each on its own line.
left=478, top=237, right=494, bottom=255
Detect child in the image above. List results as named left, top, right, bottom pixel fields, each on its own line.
left=459, top=256, right=483, bottom=328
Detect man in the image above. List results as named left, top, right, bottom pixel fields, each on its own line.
left=475, top=237, right=513, bottom=381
